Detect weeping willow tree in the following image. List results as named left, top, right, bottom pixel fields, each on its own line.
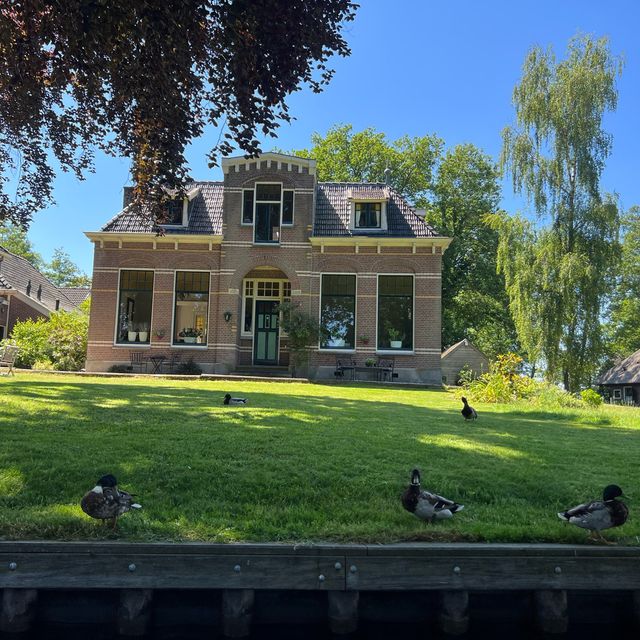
left=494, top=35, right=623, bottom=391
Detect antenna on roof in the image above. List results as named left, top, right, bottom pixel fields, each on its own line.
left=384, top=166, right=391, bottom=185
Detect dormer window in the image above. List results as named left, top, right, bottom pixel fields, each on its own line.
left=355, top=202, right=381, bottom=229
left=162, top=198, right=186, bottom=227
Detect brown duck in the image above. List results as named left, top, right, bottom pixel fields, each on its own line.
left=81, top=474, right=141, bottom=529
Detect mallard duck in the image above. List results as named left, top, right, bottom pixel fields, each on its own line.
left=80, top=474, right=141, bottom=529
left=461, top=397, right=477, bottom=420
left=224, top=393, right=247, bottom=405
left=401, top=468, right=464, bottom=522
left=557, top=484, right=628, bottom=543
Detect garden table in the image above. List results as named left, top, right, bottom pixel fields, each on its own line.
left=148, top=354, right=166, bottom=374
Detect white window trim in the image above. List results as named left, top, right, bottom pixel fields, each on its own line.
left=623, top=386, right=633, bottom=398
left=375, top=273, right=415, bottom=353
left=253, top=182, right=283, bottom=245
left=282, top=189, right=295, bottom=226
left=113, top=268, right=155, bottom=347
left=350, top=200, right=388, bottom=232
left=318, top=273, right=357, bottom=352
left=159, top=197, right=190, bottom=229
left=612, top=388, right=622, bottom=399
left=241, top=189, right=254, bottom=226
left=171, top=269, right=211, bottom=348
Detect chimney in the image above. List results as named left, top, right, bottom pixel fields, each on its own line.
left=123, top=186, right=134, bottom=208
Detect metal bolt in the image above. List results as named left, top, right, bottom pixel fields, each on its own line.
left=453, top=566, right=461, bottom=575
left=128, top=563, right=136, bottom=572
left=234, top=564, right=241, bottom=573
left=318, top=574, right=326, bottom=582
left=8, top=562, right=17, bottom=571
left=334, top=562, right=342, bottom=571
left=554, top=566, right=562, bottom=574
left=349, top=565, right=357, bottom=574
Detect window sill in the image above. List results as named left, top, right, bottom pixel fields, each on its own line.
left=376, top=350, right=414, bottom=355
left=114, top=343, right=151, bottom=348
left=171, top=343, right=208, bottom=348
left=253, top=242, right=281, bottom=246
left=318, top=348, right=356, bottom=353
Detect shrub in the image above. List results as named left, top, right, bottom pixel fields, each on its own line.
left=33, top=358, right=55, bottom=370
left=464, top=353, right=534, bottom=403
left=276, top=300, right=324, bottom=377
left=581, top=388, right=603, bottom=407
left=108, top=364, right=133, bottom=373
left=2, top=304, right=89, bottom=371
left=175, top=358, right=202, bottom=375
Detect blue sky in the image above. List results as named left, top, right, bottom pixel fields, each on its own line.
left=25, top=0, right=640, bottom=274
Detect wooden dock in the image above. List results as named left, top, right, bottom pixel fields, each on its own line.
left=1, top=541, right=640, bottom=636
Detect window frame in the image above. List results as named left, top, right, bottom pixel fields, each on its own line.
left=612, top=388, right=622, bottom=400
left=171, top=269, right=211, bottom=348
left=159, top=197, right=188, bottom=229
left=375, top=273, right=415, bottom=354
left=282, top=189, right=295, bottom=226
left=355, top=201, right=382, bottom=229
left=241, top=189, right=254, bottom=226
left=252, top=182, right=283, bottom=244
left=317, top=273, right=357, bottom=353
left=113, top=268, right=155, bottom=348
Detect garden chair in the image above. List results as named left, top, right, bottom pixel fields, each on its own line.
left=0, top=345, right=19, bottom=376
left=334, top=356, right=355, bottom=381
left=376, top=357, right=396, bottom=382
left=129, top=351, right=148, bottom=373
left=163, top=352, right=182, bottom=373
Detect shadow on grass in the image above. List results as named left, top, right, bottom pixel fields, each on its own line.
left=0, top=377, right=638, bottom=544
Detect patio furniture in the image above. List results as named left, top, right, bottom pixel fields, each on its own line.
left=0, top=345, right=19, bottom=376
left=129, top=351, right=148, bottom=373
left=147, top=354, right=166, bottom=374
left=334, top=356, right=356, bottom=380
left=377, top=357, right=396, bottom=382
left=163, top=352, right=182, bottom=373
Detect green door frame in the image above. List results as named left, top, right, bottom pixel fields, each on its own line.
left=253, top=300, right=280, bottom=365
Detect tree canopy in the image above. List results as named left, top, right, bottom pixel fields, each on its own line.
left=0, top=0, right=356, bottom=226
left=43, top=247, right=91, bottom=288
left=497, top=34, right=623, bottom=390
left=0, top=221, right=44, bottom=268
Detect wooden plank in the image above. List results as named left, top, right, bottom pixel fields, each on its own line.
left=0, top=553, right=344, bottom=590
left=534, top=590, right=568, bottom=634
left=222, top=589, right=254, bottom=638
left=117, top=589, right=153, bottom=636
left=345, top=556, right=640, bottom=591
left=327, top=591, right=359, bottom=635
left=0, top=588, right=38, bottom=633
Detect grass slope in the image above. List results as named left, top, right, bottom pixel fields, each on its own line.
left=0, top=373, right=638, bottom=544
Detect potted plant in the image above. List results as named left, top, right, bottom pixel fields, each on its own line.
left=154, top=328, right=166, bottom=340
left=127, top=322, right=137, bottom=343
left=358, top=334, right=370, bottom=346
left=386, top=325, right=404, bottom=349
left=276, top=301, right=323, bottom=378
left=365, top=357, right=376, bottom=367
left=180, top=328, right=199, bottom=344
left=138, top=323, right=149, bottom=343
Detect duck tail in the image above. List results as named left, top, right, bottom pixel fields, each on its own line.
left=557, top=511, right=568, bottom=521
left=131, top=503, right=142, bottom=509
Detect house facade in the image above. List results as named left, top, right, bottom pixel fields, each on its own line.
left=597, top=348, right=640, bottom=405
left=85, top=153, right=451, bottom=383
left=0, top=245, right=89, bottom=340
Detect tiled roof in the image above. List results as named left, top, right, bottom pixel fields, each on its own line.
left=0, top=246, right=78, bottom=312
left=59, top=287, right=91, bottom=307
left=99, top=181, right=442, bottom=239
left=102, top=182, right=224, bottom=234
left=597, top=349, right=640, bottom=385
left=313, top=183, right=440, bottom=238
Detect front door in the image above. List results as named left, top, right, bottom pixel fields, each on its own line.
left=254, top=300, right=279, bottom=365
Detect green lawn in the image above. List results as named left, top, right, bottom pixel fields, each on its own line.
left=0, top=373, right=638, bottom=544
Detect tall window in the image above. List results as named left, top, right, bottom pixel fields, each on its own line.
left=173, top=272, right=210, bottom=345
left=242, top=190, right=254, bottom=224
left=377, top=275, right=413, bottom=350
left=282, top=190, right=294, bottom=225
left=255, top=183, right=281, bottom=243
left=321, top=275, right=356, bottom=349
left=116, top=270, right=154, bottom=344
left=355, top=202, right=381, bottom=228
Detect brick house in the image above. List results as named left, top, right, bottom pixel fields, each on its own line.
left=0, top=245, right=89, bottom=340
left=85, top=152, right=451, bottom=382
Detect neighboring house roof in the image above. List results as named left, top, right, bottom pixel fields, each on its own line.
left=597, top=349, right=640, bottom=385
left=102, top=182, right=225, bottom=234
left=100, top=180, right=442, bottom=240
left=0, top=245, right=78, bottom=313
left=314, top=183, right=439, bottom=238
left=59, top=287, right=91, bottom=307
left=441, top=338, right=489, bottom=361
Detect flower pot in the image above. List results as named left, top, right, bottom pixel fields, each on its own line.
left=138, top=331, right=148, bottom=343
left=390, top=340, right=403, bottom=349
left=128, top=331, right=137, bottom=342
left=183, top=336, right=197, bottom=344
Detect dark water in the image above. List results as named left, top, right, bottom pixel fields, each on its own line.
left=4, top=589, right=638, bottom=639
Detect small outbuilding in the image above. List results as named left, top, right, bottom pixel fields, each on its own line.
left=441, top=338, right=489, bottom=385
left=596, top=348, right=640, bottom=405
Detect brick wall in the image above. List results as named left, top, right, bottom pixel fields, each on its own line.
left=6, top=296, right=48, bottom=335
